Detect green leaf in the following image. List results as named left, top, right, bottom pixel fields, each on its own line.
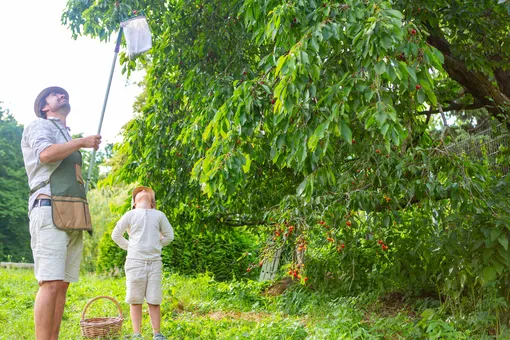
left=365, top=89, right=375, bottom=102
left=499, top=236, right=508, bottom=251
left=242, top=153, right=251, bottom=173
left=309, top=36, right=319, bottom=52
left=296, top=177, right=308, bottom=196
left=494, top=261, right=505, bottom=274
left=310, top=64, right=320, bottom=81
left=424, top=88, right=437, bottom=106
left=308, top=122, right=328, bottom=150
left=275, top=55, right=288, bottom=75
left=483, top=248, right=495, bottom=262
left=300, top=50, right=310, bottom=64
left=417, top=90, right=425, bottom=104
left=375, top=102, right=387, bottom=126
left=482, top=266, right=497, bottom=283
left=383, top=215, right=390, bottom=227
left=386, top=9, right=403, bottom=19
left=491, top=228, right=502, bottom=241
left=406, top=66, right=417, bottom=82
left=380, top=36, right=393, bottom=50
left=381, top=123, right=390, bottom=136
left=340, top=120, right=352, bottom=144
left=322, top=25, right=333, bottom=40
left=284, top=96, right=294, bottom=113
left=375, top=61, right=386, bottom=75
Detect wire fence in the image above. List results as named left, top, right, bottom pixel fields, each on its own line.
left=447, top=124, right=510, bottom=175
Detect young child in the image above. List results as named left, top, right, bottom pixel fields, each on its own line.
left=112, top=186, right=174, bottom=340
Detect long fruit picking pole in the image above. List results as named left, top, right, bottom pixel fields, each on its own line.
left=85, top=27, right=123, bottom=193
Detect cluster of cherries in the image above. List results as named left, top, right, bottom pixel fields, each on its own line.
left=377, top=239, right=389, bottom=251
left=288, top=264, right=308, bottom=282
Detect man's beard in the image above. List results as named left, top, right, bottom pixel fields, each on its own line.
left=57, top=103, right=71, bottom=115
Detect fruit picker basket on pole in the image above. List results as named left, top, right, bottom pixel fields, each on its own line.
left=85, top=12, right=152, bottom=192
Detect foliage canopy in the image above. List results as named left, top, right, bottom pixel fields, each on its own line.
left=0, top=105, right=31, bottom=262
left=64, top=0, right=510, bottom=313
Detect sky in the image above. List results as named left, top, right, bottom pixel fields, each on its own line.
left=0, top=0, right=144, bottom=145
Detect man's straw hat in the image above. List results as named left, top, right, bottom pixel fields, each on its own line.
left=33, top=86, right=69, bottom=117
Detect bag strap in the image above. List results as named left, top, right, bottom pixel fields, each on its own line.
left=29, top=179, right=50, bottom=195
left=29, top=120, right=69, bottom=195
left=49, top=119, right=70, bottom=142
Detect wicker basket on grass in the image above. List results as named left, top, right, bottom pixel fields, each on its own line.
left=80, top=296, right=123, bottom=338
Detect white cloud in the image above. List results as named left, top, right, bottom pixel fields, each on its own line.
left=0, top=0, right=144, bottom=144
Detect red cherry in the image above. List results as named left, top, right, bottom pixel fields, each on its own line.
left=411, top=29, right=417, bottom=35
left=415, top=84, right=422, bottom=90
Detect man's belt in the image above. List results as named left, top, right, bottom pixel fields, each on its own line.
left=33, top=198, right=52, bottom=208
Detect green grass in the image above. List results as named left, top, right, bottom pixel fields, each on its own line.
left=0, top=268, right=498, bottom=339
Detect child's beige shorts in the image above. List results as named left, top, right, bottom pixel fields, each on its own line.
left=124, top=258, right=163, bottom=305
left=29, top=206, right=83, bottom=283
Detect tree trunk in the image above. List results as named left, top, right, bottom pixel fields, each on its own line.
left=427, top=35, right=510, bottom=121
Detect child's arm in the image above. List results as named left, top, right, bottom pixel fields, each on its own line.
left=160, top=214, right=174, bottom=246
left=111, top=214, right=130, bottom=250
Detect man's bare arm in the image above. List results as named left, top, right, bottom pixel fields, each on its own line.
left=39, top=135, right=101, bottom=163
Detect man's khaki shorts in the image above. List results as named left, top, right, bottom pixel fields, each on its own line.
left=124, top=258, right=163, bottom=305
left=29, top=206, right=83, bottom=283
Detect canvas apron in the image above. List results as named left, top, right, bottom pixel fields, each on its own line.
left=30, top=120, right=92, bottom=231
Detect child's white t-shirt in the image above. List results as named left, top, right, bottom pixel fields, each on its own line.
left=112, top=208, right=174, bottom=260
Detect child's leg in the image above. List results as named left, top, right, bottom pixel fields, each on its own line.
left=148, top=303, right=161, bottom=334
left=130, top=304, right=143, bottom=334
left=147, top=260, right=163, bottom=335
left=125, top=259, right=148, bottom=335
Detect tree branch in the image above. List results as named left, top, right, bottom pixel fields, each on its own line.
left=425, top=29, right=510, bottom=120
left=417, top=102, right=485, bottom=115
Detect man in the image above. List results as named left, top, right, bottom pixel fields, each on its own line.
left=21, top=86, right=101, bottom=340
